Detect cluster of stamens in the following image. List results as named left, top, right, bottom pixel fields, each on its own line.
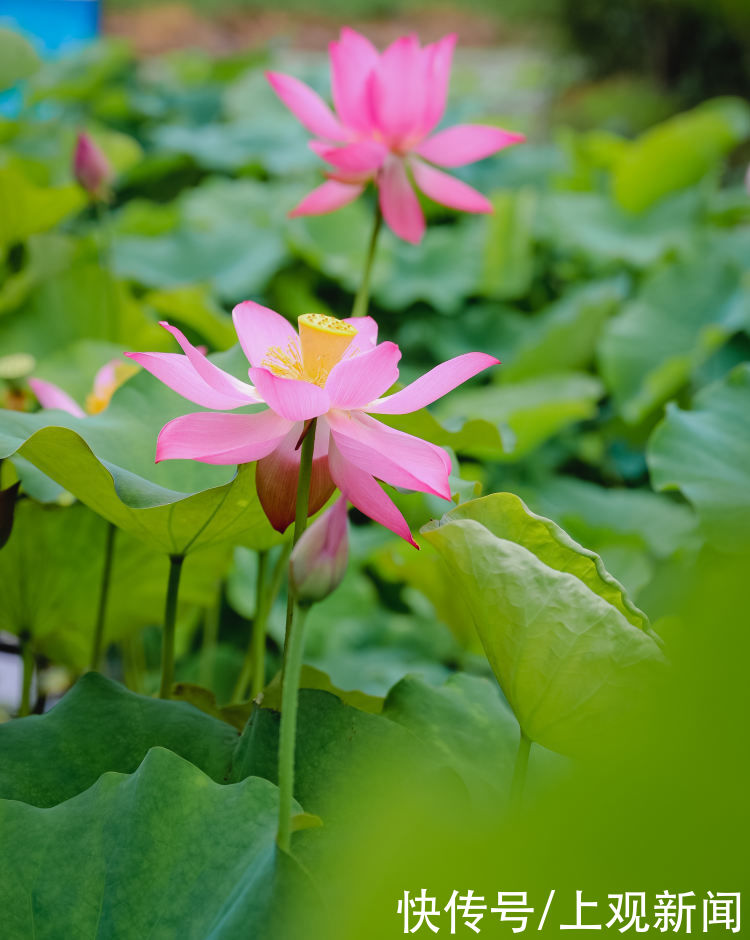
left=262, top=314, right=358, bottom=387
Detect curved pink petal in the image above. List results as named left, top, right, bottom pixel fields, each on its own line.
left=420, top=33, right=457, bottom=135
left=249, top=367, right=330, bottom=422
left=28, top=378, right=85, bottom=418
left=314, top=140, right=387, bottom=174
left=342, top=315, right=378, bottom=352
left=125, top=351, right=249, bottom=411
left=257, top=420, right=335, bottom=532
left=325, top=341, right=400, bottom=410
left=328, top=438, right=417, bottom=547
left=289, top=179, right=365, bottom=218
left=416, top=125, right=525, bottom=167
left=371, top=34, right=426, bottom=145
left=266, top=71, right=346, bottom=141
left=367, top=352, right=499, bottom=415
left=159, top=321, right=258, bottom=404
left=232, top=300, right=299, bottom=370
left=156, top=410, right=292, bottom=464
left=329, top=27, right=379, bottom=133
left=379, top=158, right=425, bottom=244
left=412, top=160, right=492, bottom=214
left=328, top=411, right=451, bottom=500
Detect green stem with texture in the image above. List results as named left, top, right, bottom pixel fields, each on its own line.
left=277, top=418, right=317, bottom=851
left=350, top=205, right=383, bottom=319
left=19, top=636, right=33, bottom=717
left=90, top=522, right=117, bottom=671
left=510, top=731, right=531, bottom=811
left=159, top=554, right=185, bottom=699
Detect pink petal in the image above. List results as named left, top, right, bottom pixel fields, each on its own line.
left=416, top=124, right=525, bottom=167
left=342, top=315, right=378, bottom=352
left=329, top=28, right=380, bottom=133
left=325, top=341, right=401, bottom=410
left=125, top=351, right=250, bottom=411
left=328, top=411, right=451, bottom=500
left=160, top=321, right=258, bottom=404
left=232, top=300, right=299, bottom=369
left=289, top=179, right=365, bottom=217
left=420, top=34, right=457, bottom=135
left=367, top=352, right=499, bottom=414
left=156, top=410, right=292, bottom=464
left=371, top=34, right=425, bottom=145
left=328, top=438, right=417, bottom=547
left=313, top=140, right=387, bottom=174
left=411, top=160, right=492, bottom=214
left=266, top=71, right=346, bottom=141
left=249, top=367, right=330, bottom=422
left=257, top=420, right=335, bottom=533
left=378, top=158, right=425, bottom=244
left=92, top=360, right=119, bottom=398
left=28, top=378, right=85, bottom=418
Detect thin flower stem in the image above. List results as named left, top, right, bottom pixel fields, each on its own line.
left=510, top=731, right=531, bottom=811
left=19, top=635, right=33, bottom=718
left=277, top=604, right=308, bottom=853
left=232, top=542, right=291, bottom=703
left=94, top=198, right=118, bottom=342
left=277, top=418, right=317, bottom=851
left=350, top=204, right=383, bottom=319
left=90, top=522, right=117, bottom=672
left=159, top=554, right=185, bottom=700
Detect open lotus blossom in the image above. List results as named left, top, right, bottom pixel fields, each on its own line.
left=126, top=304, right=498, bottom=546
left=266, top=28, right=525, bottom=243
left=29, top=360, right=138, bottom=418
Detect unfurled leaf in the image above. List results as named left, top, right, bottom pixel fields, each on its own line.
left=422, top=494, right=665, bottom=756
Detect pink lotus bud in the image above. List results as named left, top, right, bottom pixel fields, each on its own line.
left=289, top=497, right=349, bottom=607
left=73, top=132, right=113, bottom=200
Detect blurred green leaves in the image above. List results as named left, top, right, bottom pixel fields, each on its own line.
left=0, top=28, right=40, bottom=91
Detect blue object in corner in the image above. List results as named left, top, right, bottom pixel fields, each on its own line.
left=0, top=0, right=100, bottom=55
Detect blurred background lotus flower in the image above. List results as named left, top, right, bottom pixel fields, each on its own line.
left=267, top=28, right=524, bottom=243
left=73, top=131, right=113, bottom=202
left=127, top=305, right=498, bottom=544
left=29, top=360, right=137, bottom=417
left=289, top=495, right=349, bottom=606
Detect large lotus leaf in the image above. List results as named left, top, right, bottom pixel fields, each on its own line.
left=0, top=161, right=85, bottom=250
left=501, top=278, right=626, bottom=383
left=0, top=27, right=40, bottom=91
left=647, top=363, right=750, bottom=553
left=0, top=747, right=303, bottom=939
left=145, top=284, right=237, bottom=350
left=393, top=372, right=603, bottom=461
left=0, top=500, right=232, bottom=670
left=0, top=673, right=238, bottom=807
left=612, top=97, right=750, bottom=212
left=0, top=232, right=75, bottom=319
left=538, top=188, right=700, bottom=269
left=0, top=364, right=279, bottom=554
left=230, top=689, right=438, bottom=827
left=421, top=494, right=665, bottom=755
left=598, top=255, right=747, bottom=424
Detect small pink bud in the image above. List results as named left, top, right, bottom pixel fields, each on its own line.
left=289, top=497, right=349, bottom=607
left=73, top=132, right=113, bottom=200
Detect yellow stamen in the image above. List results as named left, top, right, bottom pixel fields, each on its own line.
left=262, top=341, right=306, bottom=382
left=299, top=314, right=357, bottom=386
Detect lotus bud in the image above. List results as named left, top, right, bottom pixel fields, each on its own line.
left=289, top=497, right=349, bottom=607
left=73, top=132, right=113, bottom=201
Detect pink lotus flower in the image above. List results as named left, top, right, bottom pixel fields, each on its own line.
left=126, top=305, right=498, bottom=545
left=266, top=29, right=524, bottom=244
left=29, top=360, right=137, bottom=417
left=73, top=131, right=113, bottom=201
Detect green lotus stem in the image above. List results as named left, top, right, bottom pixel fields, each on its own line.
left=351, top=205, right=383, bottom=319
left=159, top=554, right=185, bottom=700
left=94, top=199, right=118, bottom=342
left=510, top=731, right=531, bottom=811
left=19, top=634, right=33, bottom=718
left=277, top=418, right=317, bottom=851
left=232, top=542, right=292, bottom=703
left=90, top=522, right=117, bottom=672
